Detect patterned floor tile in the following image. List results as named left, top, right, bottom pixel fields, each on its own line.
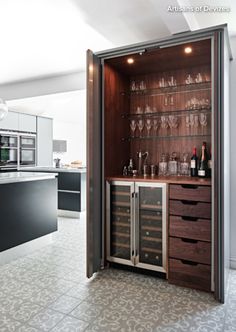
left=51, top=316, right=89, bottom=332
left=0, top=315, right=22, bottom=332
left=9, top=301, right=43, bottom=323
left=49, top=294, right=84, bottom=314
left=28, top=308, right=65, bottom=332
left=69, top=301, right=105, bottom=322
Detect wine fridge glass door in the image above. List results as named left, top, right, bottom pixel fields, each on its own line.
left=135, top=182, right=167, bottom=273
left=106, top=181, right=135, bottom=266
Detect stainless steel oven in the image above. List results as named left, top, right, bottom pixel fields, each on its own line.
left=0, top=133, right=18, bottom=168
left=20, top=135, right=36, bottom=166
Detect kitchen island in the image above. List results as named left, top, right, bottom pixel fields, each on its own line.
left=0, top=172, right=58, bottom=257
left=20, top=167, right=86, bottom=215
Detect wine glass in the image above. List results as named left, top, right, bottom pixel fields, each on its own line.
left=189, top=114, right=195, bottom=135
left=160, top=116, right=169, bottom=136
left=153, top=119, right=159, bottom=136
left=145, top=119, right=152, bottom=137
left=130, top=120, right=136, bottom=138
left=199, top=113, right=207, bottom=135
left=137, top=119, right=144, bottom=137
left=168, top=115, right=178, bottom=136
left=194, top=115, right=199, bottom=135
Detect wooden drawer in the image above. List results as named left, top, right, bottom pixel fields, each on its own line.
left=169, top=216, right=211, bottom=242
left=169, top=200, right=211, bottom=219
left=168, top=258, right=211, bottom=292
left=169, top=237, right=211, bottom=264
left=169, top=184, right=211, bottom=203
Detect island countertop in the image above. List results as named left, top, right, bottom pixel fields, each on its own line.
left=0, top=172, right=58, bottom=184
left=19, top=166, right=86, bottom=174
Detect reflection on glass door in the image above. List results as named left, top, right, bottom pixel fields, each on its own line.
left=107, top=181, right=134, bottom=264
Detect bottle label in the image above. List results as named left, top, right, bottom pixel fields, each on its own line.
left=198, top=170, right=205, bottom=177
left=191, top=160, right=196, bottom=168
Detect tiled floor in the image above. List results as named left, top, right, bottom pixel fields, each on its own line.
left=0, top=214, right=236, bottom=332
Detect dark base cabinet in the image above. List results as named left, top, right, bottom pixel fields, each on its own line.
left=0, top=179, right=57, bottom=252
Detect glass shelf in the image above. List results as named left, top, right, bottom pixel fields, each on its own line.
left=122, top=108, right=211, bottom=119
left=122, top=134, right=211, bottom=142
left=120, top=81, right=211, bottom=97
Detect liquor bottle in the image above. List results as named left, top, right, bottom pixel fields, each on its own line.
left=198, top=142, right=208, bottom=178
left=127, top=159, right=134, bottom=176
left=190, top=147, right=198, bottom=177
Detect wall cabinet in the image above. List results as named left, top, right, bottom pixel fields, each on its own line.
left=19, top=113, right=36, bottom=133
left=87, top=25, right=231, bottom=302
left=107, top=181, right=166, bottom=272
left=0, top=111, right=19, bottom=131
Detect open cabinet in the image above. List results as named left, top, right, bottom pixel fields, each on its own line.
left=87, top=25, right=231, bottom=302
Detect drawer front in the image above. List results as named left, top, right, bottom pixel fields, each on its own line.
left=58, top=192, right=80, bottom=212
left=169, top=184, right=211, bottom=203
left=169, top=216, right=211, bottom=242
left=169, top=237, right=211, bottom=264
left=169, top=200, right=211, bottom=219
left=168, top=258, right=211, bottom=292
left=58, top=173, right=81, bottom=191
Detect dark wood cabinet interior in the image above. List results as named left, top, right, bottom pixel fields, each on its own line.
left=104, top=39, right=212, bottom=177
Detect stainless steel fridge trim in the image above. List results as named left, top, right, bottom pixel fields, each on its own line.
left=134, top=182, right=167, bottom=273
left=106, top=180, right=134, bottom=266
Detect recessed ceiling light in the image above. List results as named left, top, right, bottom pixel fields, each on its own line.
left=184, top=46, right=192, bottom=54
left=127, top=58, right=134, bottom=64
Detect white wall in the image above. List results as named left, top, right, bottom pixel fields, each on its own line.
left=230, top=36, right=236, bottom=268
left=53, top=119, right=86, bottom=166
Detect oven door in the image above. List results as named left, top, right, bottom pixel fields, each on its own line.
left=20, top=148, right=36, bottom=166
left=20, top=136, right=36, bottom=149
left=0, top=147, right=18, bottom=167
left=0, top=134, right=18, bottom=148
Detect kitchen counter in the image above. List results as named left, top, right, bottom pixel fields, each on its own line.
left=0, top=172, right=58, bottom=184
left=19, top=166, right=86, bottom=173
left=0, top=171, right=57, bottom=254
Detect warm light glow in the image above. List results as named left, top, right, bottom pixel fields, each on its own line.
left=127, top=58, right=134, bottom=64
left=184, top=46, right=192, bottom=54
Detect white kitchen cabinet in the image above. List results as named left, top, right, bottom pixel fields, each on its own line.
left=19, top=113, right=36, bottom=133
left=0, top=111, right=19, bottom=131
left=37, top=116, right=53, bottom=166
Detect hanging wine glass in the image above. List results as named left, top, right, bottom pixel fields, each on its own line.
left=199, top=113, right=207, bottom=135
left=130, top=119, right=136, bottom=138
left=137, top=119, right=144, bottom=137
left=145, top=119, right=152, bottom=137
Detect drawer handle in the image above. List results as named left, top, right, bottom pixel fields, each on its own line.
left=181, top=184, right=198, bottom=189
left=181, top=238, right=198, bottom=244
left=181, top=259, right=198, bottom=266
left=181, top=200, right=198, bottom=205
left=181, top=216, right=199, bottom=222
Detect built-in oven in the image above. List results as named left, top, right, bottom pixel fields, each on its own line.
left=0, top=133, right=18, bottom=168
left=20, top=135, right=36, bottom=166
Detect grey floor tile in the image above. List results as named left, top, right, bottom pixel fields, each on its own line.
left=51, top=316, right=89, bottom=332
left=9, top=301, right=43, bottom=323
left=28, top=308, right=65, bottom=332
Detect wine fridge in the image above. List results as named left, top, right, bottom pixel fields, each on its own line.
left=106, top=181, right=167, bottom=273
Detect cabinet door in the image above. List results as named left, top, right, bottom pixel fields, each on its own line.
left=0, top=111, right=19, bottom=131
left=36, top=117, right=53, bottom=166
left=107, top=181, right=134, bottom=265
left=19, top=114, right=36, bottom=133
left=135, top=183, right=167, bottom=273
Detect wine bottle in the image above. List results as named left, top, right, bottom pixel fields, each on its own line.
left=190, top=147, right=198, bottom=177
left=198, top=142, right=208, bottom=177
left=208, top=148, right=212, bottom=178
